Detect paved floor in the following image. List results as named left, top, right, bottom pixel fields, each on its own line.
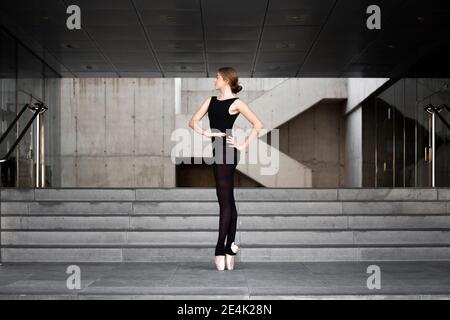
left=1, top=261, right=450, bottom=299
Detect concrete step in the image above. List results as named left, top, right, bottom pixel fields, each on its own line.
left=3, top=230, right=450, bottom=246
left=2, top=187, right=449, bottom=201
left=1, top=187, right=450, bottom=262
left=2, top=246, right=450, bottom=262
left=4, top=215, right=450, bottom=230
left=2, top=200, right=449, bottom=215
left=1, top=260, right=450, bottom=300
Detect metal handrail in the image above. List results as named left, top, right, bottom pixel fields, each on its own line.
left=424, top=104, right=450, bottom=130
left=0, top=102, right=47, bottom=163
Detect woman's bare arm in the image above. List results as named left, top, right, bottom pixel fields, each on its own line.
left=228, top=99, right=264, bottom=149
left=188, top=97, right=214, bottom=137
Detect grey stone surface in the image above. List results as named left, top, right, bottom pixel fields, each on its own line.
left=237, top=202, right=343, bottom=214
left=354, top=230, right=450, bottom=245
left=129, top=216, right=219, bottom=229
left=241, top=231, right=354, bottom=245
left=342, top=201, right=447, bottom=214
left=34, top=189, right=136, bottom=201
left=348, top=215, right=450, bottom=229
left=1, top=202, right=28, bottom=215
left=235, top=189, right=338, bottom=201
left=338, top=188, right=437, bottom=201
left=2, top=231, right=127, bottom=245
left=2, top=216, right=130, bottom=229
left=2, top=187, right=450, bottom=264
left=0, top=188, right=35, bottom=201
left=1, top=248, right=123, bottom=262
left=27, top=201, right=133, bottom=215
left=241, top=248, right=358, bottom=261
left=133, top=201, right=219, bottom=214
left=438, top=189, right=450, bottom=200
left=0, top=261, right=449, bottom=299
left=239, top=216, right=348, bottom=229
left=136, top=188, right=217, bottom=201
left=358, top=247, right=450, bottom=261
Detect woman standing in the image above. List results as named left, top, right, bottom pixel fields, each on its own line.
left=189, top=67, right=264, bottom=270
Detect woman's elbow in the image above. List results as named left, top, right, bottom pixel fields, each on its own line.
left=255, top=122, right=264, bottom=131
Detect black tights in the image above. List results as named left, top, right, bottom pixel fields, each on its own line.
left=212, top=142, right=240, bottom=256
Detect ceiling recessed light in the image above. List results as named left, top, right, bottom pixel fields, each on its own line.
left=162, top=15, right=176, bottom=24
left=63, top=43, right=78, bottom=49
left=176, top=65, right=192, bottom=71
left=275, top=42, right=295, bottom=49
left=286, top=14, right=307, bottom=23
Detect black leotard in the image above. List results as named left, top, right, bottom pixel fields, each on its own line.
left=208, top=95, right=241, bottom=165
left=207, top=95, right=241, bottom=256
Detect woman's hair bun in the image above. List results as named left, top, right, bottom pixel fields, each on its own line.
left=232, top=83, right=243, bottom=93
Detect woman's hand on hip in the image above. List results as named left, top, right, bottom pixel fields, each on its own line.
left=226, top=135, right=245, bottom=151
left=205, top=131, right=226, bottom=138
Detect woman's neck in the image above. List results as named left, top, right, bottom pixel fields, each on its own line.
left=218, top=88, right=234, bottom=100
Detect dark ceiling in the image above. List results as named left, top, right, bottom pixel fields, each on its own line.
left=1, top=0, right=450, bottom=78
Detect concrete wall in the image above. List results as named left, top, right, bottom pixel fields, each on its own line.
left=59, top=78, right=175, bottom=187
left=277, top=100, right=346, bottom=187
left=57, top=77, right=383, bottom=188
left=59, top=77, right=289, bottom=187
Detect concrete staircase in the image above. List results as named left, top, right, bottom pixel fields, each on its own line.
left=1, top=188, right=450, bottom=263
left=179, top=78, right=389, bottom=187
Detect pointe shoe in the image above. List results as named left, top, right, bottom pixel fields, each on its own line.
left=225, top=242, right=240, bottom=270
left=215, top=255, right=225, bottom=270
left=230, top=242, right=240, bottom=254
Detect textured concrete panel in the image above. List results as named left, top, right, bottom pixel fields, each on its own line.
left=105, top=156, right=135, bottom=187
left=60, top=79, right=78, bottom=156
left=133, top=156, right=165, bottom=187
left=76, top=157, right=108, bottom=187
left=77, top=78, right=106, bottom=156
left=134, top=78, right=165, bottom=156
left=105, top=78, right=134, bottom=155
